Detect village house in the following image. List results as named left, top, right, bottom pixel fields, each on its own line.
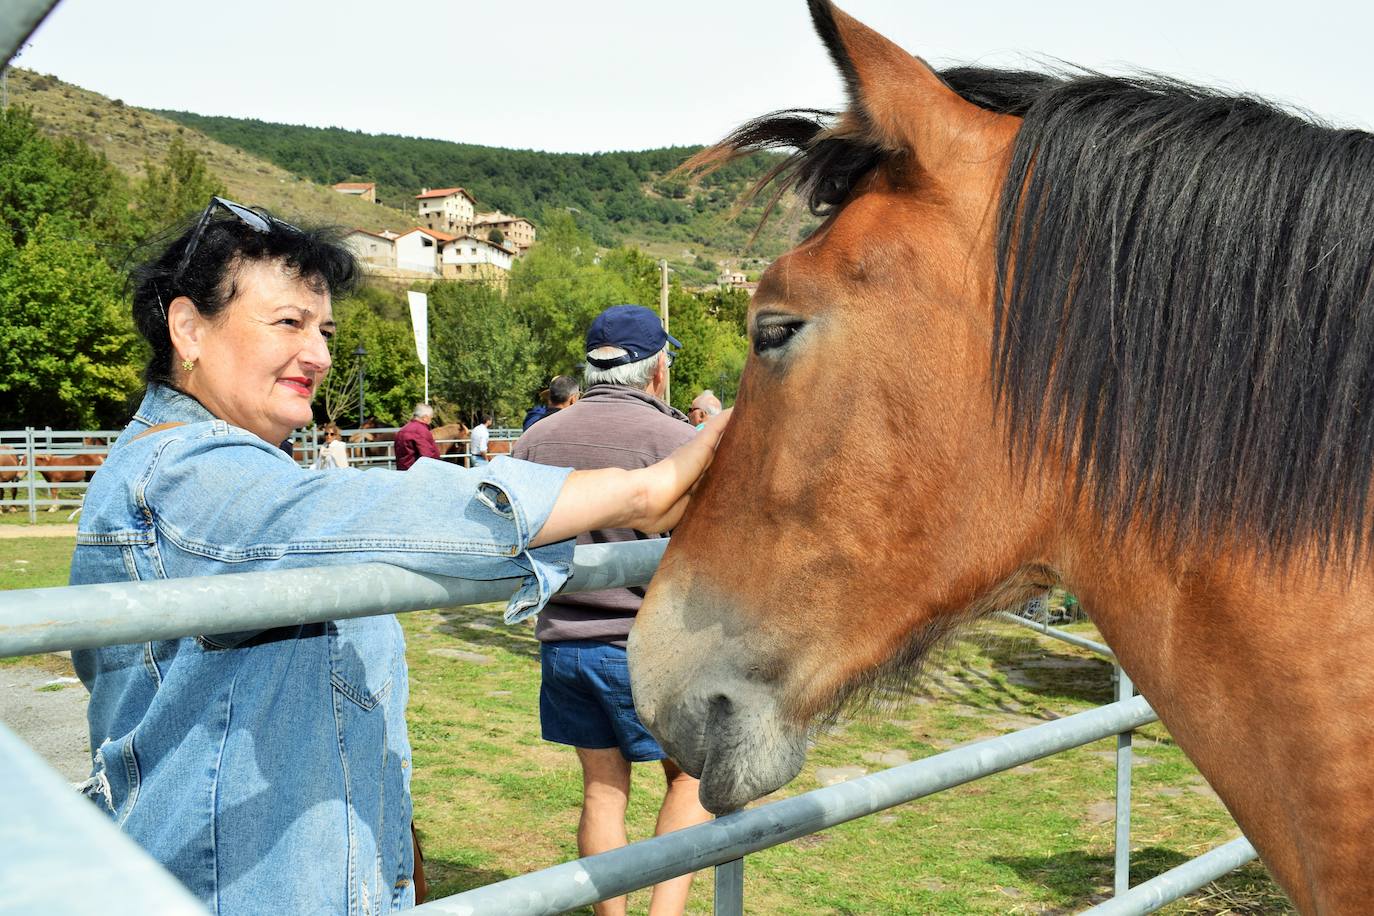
left=342, top=228, right=396, bottom=268
left=416, top=187, right=477, bottom=235
left=440, top=235, right=515, bottom=282
left=393, top=226, right=458, bottom=275
left=472, top=211, right=536, bottom=255
left=718, top=269, right=748, bottom=288
left=332, top=182, right=377, bottom=204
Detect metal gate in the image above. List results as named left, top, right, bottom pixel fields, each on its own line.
left=0, top=539, right=1256, bottom=914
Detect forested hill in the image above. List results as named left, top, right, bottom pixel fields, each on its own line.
left=154, top=110, right=808, bottom=258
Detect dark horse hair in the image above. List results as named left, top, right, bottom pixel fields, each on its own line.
left=685, top=66, right=1374, bottom=566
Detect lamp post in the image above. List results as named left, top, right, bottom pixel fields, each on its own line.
left=354, top=344, right=367, bottom=428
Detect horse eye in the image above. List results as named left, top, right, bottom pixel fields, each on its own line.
left=753, top=319, right=805, bottom=356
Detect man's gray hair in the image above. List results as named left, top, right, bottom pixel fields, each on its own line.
left=412, top=403, right=435, bottom=420
left=692, top=390, right=723, bottom=416
left=583, top=346, right=665, bottom=390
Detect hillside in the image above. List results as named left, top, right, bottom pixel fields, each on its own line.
left=6, top=66, right=813, bottom=280
left=6, top=68, right=418, bottom=234
left=151, top=111, right=812, bottom=272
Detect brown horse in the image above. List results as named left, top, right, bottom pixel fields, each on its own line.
left=0, top=446, right=23, bottom=509
left=431, top=423, right=470, bottom=459
left=629, top=3, right=1374, bottom=913
left=34, top=445, right=105, bottom=508
left=347, top=419, right=395, bottom=463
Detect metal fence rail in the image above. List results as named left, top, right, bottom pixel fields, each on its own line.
left=420, top=696, right=1161, bottom=915
left=0, top=540, right=1257, bottom=914
left=0, top=539, right=670, bottom=659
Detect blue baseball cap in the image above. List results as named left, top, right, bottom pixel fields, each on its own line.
left=584, top=304, right=682, bottom=369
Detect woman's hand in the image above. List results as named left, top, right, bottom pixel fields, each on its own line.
left=531, top=409, right=730, bottom=547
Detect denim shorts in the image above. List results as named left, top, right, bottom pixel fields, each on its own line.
left=539, top=640, right=666, bottom=762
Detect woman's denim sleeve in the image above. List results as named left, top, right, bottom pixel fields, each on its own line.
left=141, top=430, right=575, bottom=624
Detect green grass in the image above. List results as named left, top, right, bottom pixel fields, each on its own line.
left=404, top=606, right=1292, bottom=914
left=0, top=537, right=75, bottom=590
left=0, top=537, right=1290, bottom=912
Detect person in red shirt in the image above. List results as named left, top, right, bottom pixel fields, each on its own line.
left=393, top=402, right=439, bottom=471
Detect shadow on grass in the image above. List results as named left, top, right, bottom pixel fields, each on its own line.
left=431, top=606, right=542, bottom=661
left=422, top=857, right=515, bottom=899
left=989, top=847, right=1292, bottom=914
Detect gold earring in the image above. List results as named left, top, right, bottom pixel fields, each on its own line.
left=181, top=359, right=196, bottom=372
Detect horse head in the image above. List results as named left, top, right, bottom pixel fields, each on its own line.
left=633, top=3, right=1374, bottom=910
left=631, top=0, right=1035, bottom=816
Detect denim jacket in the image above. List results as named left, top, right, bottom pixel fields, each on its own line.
left=71, top=385, right=574, bottom=915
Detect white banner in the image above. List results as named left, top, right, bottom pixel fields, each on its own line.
left=407, top=291, right=429, bottom=367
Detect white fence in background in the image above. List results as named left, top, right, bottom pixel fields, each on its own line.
left=0, top=426, right=521, bottom=523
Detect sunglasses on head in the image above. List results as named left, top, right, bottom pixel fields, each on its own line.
left=175, top=196, right=296, bottom=280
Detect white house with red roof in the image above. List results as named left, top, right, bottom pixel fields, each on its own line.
left=416, top=187, right=477, bottom=235
left=394, top=226, right=459, bottom=275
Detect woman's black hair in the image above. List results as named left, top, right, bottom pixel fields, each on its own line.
left=129, top=206, right=360, bottom=386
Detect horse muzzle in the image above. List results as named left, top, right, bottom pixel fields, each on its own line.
left=629, top=588, right=810, bottom=814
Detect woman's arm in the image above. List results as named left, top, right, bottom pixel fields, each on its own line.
left=530, top=409, right=730, bottom=547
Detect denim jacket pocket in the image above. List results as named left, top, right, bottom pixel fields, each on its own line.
left=328, top=618, right=397, bottom=711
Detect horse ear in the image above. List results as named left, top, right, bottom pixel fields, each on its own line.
left=809, top=0, right=999, bottom=168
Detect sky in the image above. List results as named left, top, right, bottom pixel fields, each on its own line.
left=15, top=0, right=1374, bottom=154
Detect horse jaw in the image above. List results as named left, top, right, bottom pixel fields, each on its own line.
left=629, top=582, right=809, bottom=814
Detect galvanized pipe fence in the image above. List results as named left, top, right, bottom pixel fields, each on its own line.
left=0, top=541, right=1255, bottom=914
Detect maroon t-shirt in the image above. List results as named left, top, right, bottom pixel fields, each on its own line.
left=393, top=419, right=439, bottom=471
left=513, top=384, right=693, bottom=647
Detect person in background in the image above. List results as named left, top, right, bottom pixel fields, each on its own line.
left=513, top=303, right=714, bottom=916
left=394, top=402, right=439, bottom=471
left=469, top=413, right=492, bottom=466
left=524, top=374, right=583, bottom=430
left=312, top=422, right=349, bottom=469
left=548, top=375, right=581, bottom=414
left=522, top=389, right=553, bottom=431
left=70, top=199, right=730, bottom=915
left=686, top=390, right=722, bottom=431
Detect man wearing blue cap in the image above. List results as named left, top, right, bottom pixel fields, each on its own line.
left=513, top=304, right=707, bottom=916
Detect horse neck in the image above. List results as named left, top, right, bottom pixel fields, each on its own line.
left=1053, top=526, right=1374, bottom=910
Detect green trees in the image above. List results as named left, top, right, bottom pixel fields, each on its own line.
left=0, top=220, right=142, bottom=428
left=0, top=104, right=755, bottom=431
left=128, top=136, right=226, bottom=242
left=0, top=107, right=229, bottom=428
left=154, top=109, right=805, bottom=259
left=324, top=286, right=425, bottom=427
left=0, top=106, right=130, bottom=254
left=429, top=281, right=539, bottom=424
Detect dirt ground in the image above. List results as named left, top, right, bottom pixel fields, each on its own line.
left=0, top=524, right=78, bottom=539
left=0, top=654, right=91, bottom=782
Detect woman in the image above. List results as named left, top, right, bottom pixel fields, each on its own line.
left=312, top=423, right=349, bottom=469
left=70, top=198, right=726, bottom=914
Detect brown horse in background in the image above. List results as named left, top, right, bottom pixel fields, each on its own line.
left=0, top=446, right=23, bottom=509
left=431, top=423, right=470, bottom=460
left=347, top=419, right=395, bottom=463
left=630, top=3, right=1374, bottom=912
left=34, top=441, right=106, bottom=509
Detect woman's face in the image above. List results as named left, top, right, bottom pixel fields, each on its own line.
left=180, top=259, right=335, bottom=444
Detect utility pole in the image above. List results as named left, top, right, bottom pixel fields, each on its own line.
left=660, top=259, right=670, bottom=406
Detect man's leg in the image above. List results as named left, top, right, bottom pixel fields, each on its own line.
left=647, top=758, right=712, bottom=916
left=575, top=746, right=633, bottom=916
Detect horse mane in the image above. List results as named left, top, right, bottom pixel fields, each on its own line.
left=687, top=67, right=1374, bottom=565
